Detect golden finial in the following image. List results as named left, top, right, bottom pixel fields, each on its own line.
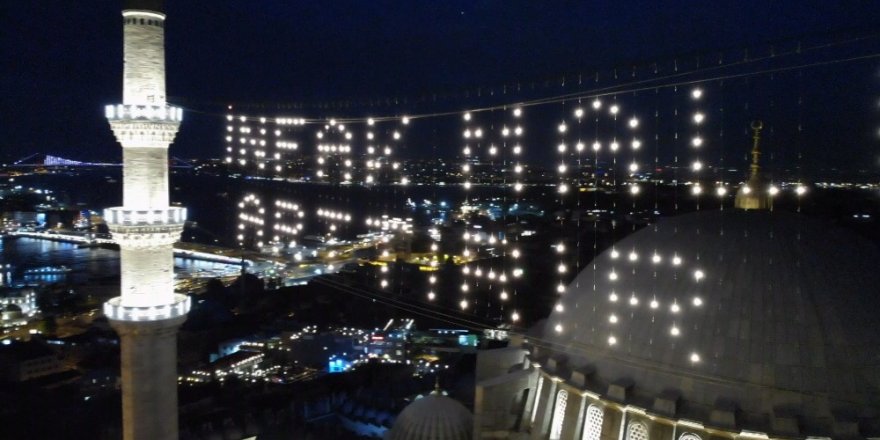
left=735, top=121, right=772, bottom=211
left=749, top=120, right=763, bottom=181
left=434, top=375, right=441, bottom=393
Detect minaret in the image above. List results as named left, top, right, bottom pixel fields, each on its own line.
left=734, top=121, right=772, bottom=210
left=103, top=1, right=190, bottom=439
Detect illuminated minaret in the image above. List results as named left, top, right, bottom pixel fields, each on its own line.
left=102, top=1, right=190, bottom=439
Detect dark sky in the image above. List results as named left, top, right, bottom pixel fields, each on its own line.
left=1, top=1, right=879, bottom=167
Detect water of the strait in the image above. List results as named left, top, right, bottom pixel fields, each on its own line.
left=9, top=169, right=560, bottom=245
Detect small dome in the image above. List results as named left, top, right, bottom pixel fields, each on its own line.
left=387, top=391, right=473, bottom=440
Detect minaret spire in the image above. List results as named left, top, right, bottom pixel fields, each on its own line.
left=734, top=121, right=772, bottom=211
left=103, top=1, right=189, bottom=439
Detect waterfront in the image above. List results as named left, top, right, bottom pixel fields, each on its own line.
left=0, top=237, right=241, bottom=291
left=4, top=165, right=878, bottom=342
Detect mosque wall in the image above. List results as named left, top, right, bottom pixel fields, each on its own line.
left=476, top=365, right=828, bottom=440
left=531, top=378, right=558, bottom=439
left=599, top=404, right=623, bottom=440
left=475, top=346, right=538, bottom=438
left=476, top=346, right=530, bottom=383
left=474, top=368, right=535, bottom=438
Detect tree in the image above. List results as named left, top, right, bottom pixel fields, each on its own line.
left=37, top=315, right=58, bottom=335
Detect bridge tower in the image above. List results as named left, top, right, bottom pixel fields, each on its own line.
left=102, top=1, right=189, bottom=439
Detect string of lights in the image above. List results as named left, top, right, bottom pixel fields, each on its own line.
left=554, top=102, right=569, bottom=306
left=506, top=106, right=525, bottom=324
left=459, top=110, right=477, bottom=311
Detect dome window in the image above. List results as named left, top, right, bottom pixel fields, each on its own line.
left=627, top=422, right=649, bottom=440
left=582, top=405, right=603, bottom=440
left=549, top=390, right=569, bottom=440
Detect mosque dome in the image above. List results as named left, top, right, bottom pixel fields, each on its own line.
left=387, top=390, right=473, bottom=440
left=1, top=304, right=22, bottom=320
left=540, top=210, right=880, bottom=436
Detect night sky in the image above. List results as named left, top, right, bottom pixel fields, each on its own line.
left=1, top=1, right=879, bottom=168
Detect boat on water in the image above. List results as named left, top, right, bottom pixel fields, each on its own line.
left=23, top=265, right=72, bottom=275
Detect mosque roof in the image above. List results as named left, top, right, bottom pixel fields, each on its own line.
left=2, top=304, right=22, bottom=312
left=540, top=210, right=880, bottom=436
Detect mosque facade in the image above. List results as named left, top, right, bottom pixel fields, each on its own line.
left=474, top=208, right=880, bottom=439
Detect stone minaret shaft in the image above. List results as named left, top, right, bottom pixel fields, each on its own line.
left=103, top=2, right=190, bottom=440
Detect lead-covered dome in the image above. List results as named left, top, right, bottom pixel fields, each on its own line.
left=387, top=390, right=473, bottom=440
left=542, top=210, right=880, bottom=436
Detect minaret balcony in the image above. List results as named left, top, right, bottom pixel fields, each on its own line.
left=105, top=206, right=187, bottom=226
left=105, top=104, right=182, bottom=122
left=104, top=294, right=190, bottom=322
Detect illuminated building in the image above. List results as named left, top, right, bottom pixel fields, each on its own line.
left=0, top=288, right=37, bottom=327
left=474, top=141, right=880, bottom=439
left=367, top=330, right=409, bottom=363
left=102, top=1, right=190, bottom=439
left=201, top=350, right=265, bottom=381
left=0, top=340, right=65, bottom=382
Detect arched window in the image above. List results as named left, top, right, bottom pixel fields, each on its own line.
left=549, top=389, right=568, bottom=440
left=627, top=421, right=649, bottom=440
left=582, top=405, right=603, bottom=440
left=530, top=376, right=544, bottom=425
left=678, top=433, right=701, bottom=440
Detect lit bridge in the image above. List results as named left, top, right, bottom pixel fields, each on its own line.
left=10, top=153, right=192, bottom=169
left=7, top=231, right=246, bottom=265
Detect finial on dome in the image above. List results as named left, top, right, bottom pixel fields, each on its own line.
left=735, top=121, right=772, bottom=211
left=433, top=375, right=441, bottom=394
left=748, top=121, right=763, bottom=180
